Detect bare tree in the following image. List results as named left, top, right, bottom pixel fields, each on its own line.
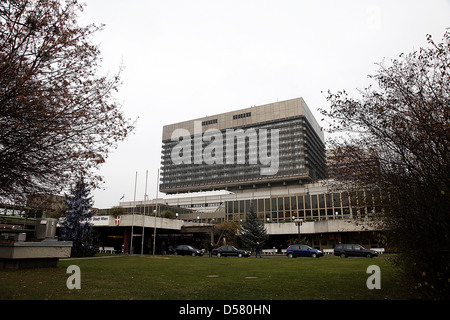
left=321, top=30, right=450, bottom=299
left=0, top=0, right=134, bottom=204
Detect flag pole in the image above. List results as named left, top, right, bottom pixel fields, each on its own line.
left=152, top=169, right=159, bottom=255
left=130, top=171, right=137, bottom=254
left=141, top=170, right=148, bottom=255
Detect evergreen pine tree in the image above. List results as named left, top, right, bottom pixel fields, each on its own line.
left=240, top=206, right=268, bottom=250
left=60, top=179, right=97, bottom=257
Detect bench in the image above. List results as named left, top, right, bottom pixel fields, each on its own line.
left=98, top=246, right=115, bottom=254
left=103, top=246, right=115, bottom=254
left=262, top=249, right=277, bottom=255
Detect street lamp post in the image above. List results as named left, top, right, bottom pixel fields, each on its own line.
left=295, top=218, right=303, bottom=243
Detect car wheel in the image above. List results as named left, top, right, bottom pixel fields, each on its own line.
left=192, top=252, right=196, bottom=256
left=217, top=253, right=221, bottom=258
left=287, top=253, right=294, bottom=258
left=340, top=253, right=347, bottom=258
left=366, top=253, right=372, bottom=258
left=174, top=252, right=178, bottom=256
left=311, top=253, right=317, bottom=258
left=238, top=253, right=243, bottom=258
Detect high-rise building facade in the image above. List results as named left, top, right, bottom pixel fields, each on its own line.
left=160, top=97, right=326, bottom=194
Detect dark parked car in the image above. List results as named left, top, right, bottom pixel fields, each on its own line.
left=286, top=244, right=323, bottom=258
left=212, top=245, right=251, bottom=257
left=175, top=245, right=203, bottom=256
left=334, top=244, right=378, bottom=258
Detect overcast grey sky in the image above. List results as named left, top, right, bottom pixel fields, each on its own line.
left=79, top=0, right=450, bottom=208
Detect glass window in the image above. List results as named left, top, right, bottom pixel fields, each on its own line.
left=333, top=193, right=341, bottom=207
left=298, top=196, right=304, bottom=210
left=325, top=194, right=332, bottom=208
left=290, top=197, right=297, bottom=210
left=350, top=192, right=358, bottom=207
left=226, top=202, right=232, bottom=214
left=245, top=200, right=251, bottom=212
left=320, top=209, right=326, bottom=218
left=355, top=191, right=363, bottom=206
left=284, top=197, right=290, bottom=211
left=304, top=195, right=311, bottom=209
left=305, top=210, right=312, bottom=220
left=265, top=199, right=271, bottom=213
left=311, top=194, right=318, bottom=209
left=312, top=209, right=319, bottom=219
left=257, top=199, right=264, bottom=212
left=319, top=194, right=325, bottom=208
left=271, top=211, right=278, bottom=221
left=278, top=198, right=284, bottom=211
left=342, top=193, right=349, bottom=207
left=327, top=208, right=334, bottom=217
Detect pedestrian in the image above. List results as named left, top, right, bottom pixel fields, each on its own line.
left=208, top=242, right=213, bottom=257
left=161, top=241, right=166, bottom=255
left=255, top=242, right=262, bottom=258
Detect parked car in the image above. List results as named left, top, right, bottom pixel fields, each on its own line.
left=212, top=245, right=251, bottom=257
left=175, top=245, right=204, bottom=256
left=286, top=244, right=323, bottom=258
left=334, top=244, right=378, bottom=258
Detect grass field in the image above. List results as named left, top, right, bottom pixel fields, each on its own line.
left=0, top=255, right=411, bottom=300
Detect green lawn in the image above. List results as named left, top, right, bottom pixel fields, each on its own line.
left=0, top=255, right=410, bottom=300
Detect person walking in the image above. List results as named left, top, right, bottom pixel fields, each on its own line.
left=208, top=242, right=213, bottom=257
left=255, top=242, right=262, bottom=258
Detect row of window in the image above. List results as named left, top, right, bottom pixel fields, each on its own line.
left=232, top=112, right=252, bottom=120
left=201, top=119, right=218, bottom=126
left=225, top=191, right=383, bottom=222
left=160, top=168, right=309, bottom=186
left=199, top=112, right=254, bottom=126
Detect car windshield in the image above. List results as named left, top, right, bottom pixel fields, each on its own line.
left=186, top=246, right=194, bottom=250
left=354, top=245, right=364, bottom=250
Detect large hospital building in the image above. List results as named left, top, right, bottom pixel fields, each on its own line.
left=112, top=97, right=384, bottom=253
left=160, top=97, right=326, bottom=194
